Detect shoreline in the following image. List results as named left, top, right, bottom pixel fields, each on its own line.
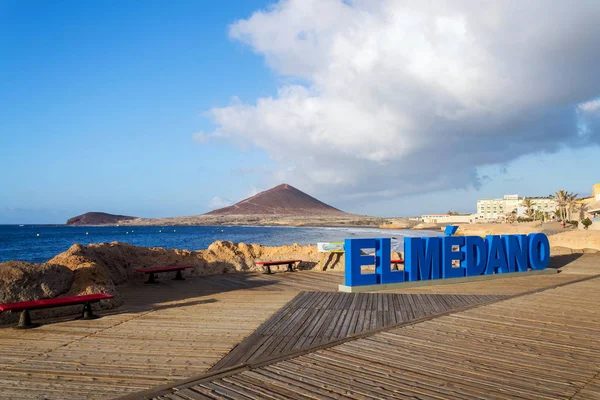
left=82, top=214, right=419, bottom=229
left=1, top=225, right=441, bottom=265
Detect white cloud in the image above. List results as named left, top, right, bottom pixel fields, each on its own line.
left=205, top=0, right=600, bottom=204
left=208, top=196, right=232, bottom=209
left=578, top=99, right=600, bottom=114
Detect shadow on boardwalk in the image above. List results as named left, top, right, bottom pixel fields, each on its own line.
left=549, top=253, right=583, bottom=269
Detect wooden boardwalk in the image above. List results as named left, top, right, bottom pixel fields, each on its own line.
left=0, top=255, right=598, bottom=400
left=0, top=271, right=340, bottom=400
left=144, top=275, right=600, bottom=400
left=212, top=292, right=505, bottom=370
left=383, top=273, right=585, bottom=295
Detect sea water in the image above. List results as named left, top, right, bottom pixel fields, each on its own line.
left=0, top=225, right=442, bottom=263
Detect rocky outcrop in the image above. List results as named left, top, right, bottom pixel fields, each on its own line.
left=48, top=241, right=345, bottom=282
left=0, top=261, right=74, bottom=324
left=0, top=261, right=73, bottom=303
left=66, top=212, right=137, bottom=226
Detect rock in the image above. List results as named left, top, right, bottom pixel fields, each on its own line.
left=0, top=261, right=74, bottom=325
left=0, top=261, right=73, bottom=304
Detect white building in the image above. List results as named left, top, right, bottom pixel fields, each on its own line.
left=477, top=194, right=557, bottom=221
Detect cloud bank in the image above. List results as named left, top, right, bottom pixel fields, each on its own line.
left=205, top=0, right=600, bottom=202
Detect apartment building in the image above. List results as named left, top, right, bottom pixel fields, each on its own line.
left=477, top=194, right=557, bottom=221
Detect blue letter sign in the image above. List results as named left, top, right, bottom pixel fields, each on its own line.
left=344, top=232, right=550, bottom=287
left=404, top=237, right=441, bottom=282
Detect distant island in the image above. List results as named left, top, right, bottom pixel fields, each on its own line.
left=67, top=212, right=137, bottom=226
left=65, top=184, right=414, bottom=228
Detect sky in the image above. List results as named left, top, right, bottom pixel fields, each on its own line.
left=1, top=0, right=599, bottom=224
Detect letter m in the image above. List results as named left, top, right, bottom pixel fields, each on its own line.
left=404, top=237, right=441, bottom=281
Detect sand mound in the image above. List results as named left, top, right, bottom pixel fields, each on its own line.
left=48, top=241, right=337, bottom=281
left=454, top=223, right=543, bottom=237
left=0, top=261, right=73, bottom=304
left=411, top=223, right=443, bottom=230
left=0, top=261, right=74, bottom=324
left=549, top=230, right=600, bottom=252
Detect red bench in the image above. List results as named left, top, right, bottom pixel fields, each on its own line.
left=391, top=259, right=404, bottom=271
left=135, top=265, right=193, bottom=284
left=0, top=293, right=114, bottom=329
left=255, top=259, right=302, bottom=274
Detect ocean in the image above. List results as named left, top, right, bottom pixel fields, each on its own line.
left=0, top=224, right=442, bottom=263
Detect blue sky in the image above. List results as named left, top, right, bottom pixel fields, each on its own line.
left=1, top=1, right=599, bottom=224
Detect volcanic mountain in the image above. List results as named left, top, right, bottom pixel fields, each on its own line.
left=205, top=184, right=348, bottom=216
left=66, top=212, right=137, bottom=226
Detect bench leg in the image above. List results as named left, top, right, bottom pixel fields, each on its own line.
left=263, top=265, right=272, bottom=274
left=145, top=272, right=158, bottom=284
left=81, top=302, right=99, bottom=320
left=287, top=263, right=294, bottom=272
left=16, top=310, right=38, bottom=329
left=173, top=270, right=185, bottom=280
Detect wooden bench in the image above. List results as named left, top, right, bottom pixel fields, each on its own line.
left=135, top=265, right=193, bottom=284
left=255, top=260, right=302, bottom=274
left=0, top=293, right=114, bottom=329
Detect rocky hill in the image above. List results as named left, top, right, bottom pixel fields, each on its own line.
left=66, top=185, right=414, bottom=227
left=205, top=184, right=348, bottom=216
left=67, top=212, right=137, bottom=226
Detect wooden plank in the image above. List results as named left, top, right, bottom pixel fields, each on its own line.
left=209, top=291, right=509, bottom=371
left=150, top=274, right=600, bottom=400
left=3, top=259, right=598, bottom=400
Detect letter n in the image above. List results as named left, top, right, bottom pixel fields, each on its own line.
left=503, top=235, right=528, bottom=272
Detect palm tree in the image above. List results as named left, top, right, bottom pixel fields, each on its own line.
left=579, top=203, right=589, bottom=221
left=553, top=207, right=561, bottom=221
left=521, top=198, right=535, bottom=219
left=534, top=209, right=544, bottom=221
left=554, top=190, right=568, bottom=221
left=566, top=192, right=579, bottom=221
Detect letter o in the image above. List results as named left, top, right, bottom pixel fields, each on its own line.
left=528, top=233, right=550, bottom=270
